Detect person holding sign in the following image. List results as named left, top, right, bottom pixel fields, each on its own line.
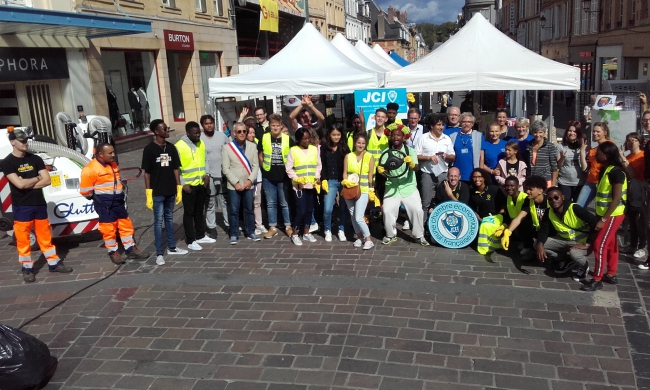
left=377, top=124, right=428, bottom=246
left=222, top=122, right=260, bottom=245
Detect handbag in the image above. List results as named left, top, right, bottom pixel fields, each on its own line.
left=342, top=184, right=361, bottom=201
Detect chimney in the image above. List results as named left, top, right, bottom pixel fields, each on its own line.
left=378, top=10, right=385, bottom=38
left=401, top=10, right=407, bottom=23
left=388, top=6, right=394, bottom=23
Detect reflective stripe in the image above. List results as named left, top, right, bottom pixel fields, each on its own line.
left=19, top=255, right=31, bottom=261
left=43, top=248, right=57, bottom=258
left=595, top=166, right=627, bottom=217
left=95, top=189, right=124, bottom=195
left=291, top=145, right=318, bottom=184
left=180, top=166, right=205, bottom=174
left=80, top=186, right=93, bottom=192
left=181, top=174, right=205, bottom=183
left=293, top=164, right=317, bottom=171
left=105, top=239, right=116, bottom=246
left=121, top=235, right=134, bottom=243
left=549, top=204, right=590, bottom=243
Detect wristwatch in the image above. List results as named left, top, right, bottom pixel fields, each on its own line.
left=600, top=217, right=607, bottom=222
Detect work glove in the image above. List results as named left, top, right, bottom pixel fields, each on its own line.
left=341, top=179, right=357, bottom=188
left=501, top=229, right=512, bottom=251
left=175, top=185, right=182, bottom=205
left=403, top=155, right=415, bottom=169
left=369, top=189, right=381, bottom=207
left=146, top=189, right=153, bottom=210
left=295, top=177, right=307, bottom=185
left=493, top=224, right=506, bottom=238
left=315, top=182, right=321, bottom=194
left=321, top=180, right=329, bottom=193
left=377, top=166, right=386, bottom=175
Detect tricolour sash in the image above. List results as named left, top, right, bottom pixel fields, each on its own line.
left=228, top=141, right=252, bottom=175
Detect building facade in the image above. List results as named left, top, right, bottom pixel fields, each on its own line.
left=344, top=0, right=371, bottom=44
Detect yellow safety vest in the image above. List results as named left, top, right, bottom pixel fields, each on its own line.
left=261, top=133, right=289, bottom=171
left=347, top=152, right=372, bottom=193
left=290, top=145, right=318, bottom=185
left=367, top=128, right=388, bottom=165
left=529, top=198, right=547, bottom=229
left=477, top=214, right=504, bottom=255
left=596, top=165, right=627, bottom=217
left=347, top=132, right=355, bottom=151
left=548, top=204, right=589, bottom=243
left=506, top=192, right=528, bottom=219
left=175, top=139, right=206, bottom=186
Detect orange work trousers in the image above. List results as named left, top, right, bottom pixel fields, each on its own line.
left=98, top=218, right=135, bottom=253
left=14, top=219, right=60, bottom=266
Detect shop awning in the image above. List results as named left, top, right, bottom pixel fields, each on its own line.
left=0, top=6, right=152, bottom=39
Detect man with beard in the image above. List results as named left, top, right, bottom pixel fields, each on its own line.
left=377, top=124, right=428, bottom=246
left=201, top=114, right=230, bottom=238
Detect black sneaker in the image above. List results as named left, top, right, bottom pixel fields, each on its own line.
left=206, top=228, right=218, bottom=239
left=22, top=268, right=35, bottom=283
left=555, top=259, right=576, bottom=275
left=573, top=266, right=589, bottom=282
left=49, top=262, right=73, bottom=273
left=580, top=279, right=603, bottom=291
left=602, top=274, right=618, bottom=285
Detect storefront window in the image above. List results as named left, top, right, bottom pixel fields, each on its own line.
left=0, top=84, right=19, bottom=128
left=102, top=50, right=161, bottom=135
left=200, top=52, right=221, bottom=117
left=167, top=52, right=192, bottom=121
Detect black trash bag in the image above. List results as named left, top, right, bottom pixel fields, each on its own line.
left=0, top=324, right=53, bottom=390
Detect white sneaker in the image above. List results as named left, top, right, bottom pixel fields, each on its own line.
left=196, top=235, right=216, bottom=244
left=634, top=249, right=647, bottom=259
left=353, top=239, right=363, bottom=248
left=325, top=231, right=333, bottom=242
left=363, top=241, right=375, bottom=250
left=188, top=241, right=202, bottom=251
left=337, top=230, right=347, bottom=242
left=309, top=223, right=319, bottom=233
left=403, top=220, right=410, bottom=230
left=303, top=233, right=317, bottom=243
left=256, top=225, right=268, bottom=234
left=291, top=235, right=303, bottom=246
left=156, top=255, right=165, bottom=265
left=167, top=247, right=188, bottom=255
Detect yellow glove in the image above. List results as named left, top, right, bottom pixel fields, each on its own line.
left=322, top=180, right=329, bottom=193
left=494, top=224, right=506, bottom=238
left=501, top=229, right=512, bottom=251
left=146, top=189, right=153, bottom=210
left=175, top=185, right=182, bottom=205
left=377, top=166, right=386, bottom=175
left=404, top=155, right=412, bottom=164
left=315, top=182, right=321, bottom=194
left=294, top=177, right=307, bottom=185
left=341, top=179, right=357, bottom=188
left=369, top=189, right=381, bottom=207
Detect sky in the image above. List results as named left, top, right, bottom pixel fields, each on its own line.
left=375, top=0, right=464, bottom=24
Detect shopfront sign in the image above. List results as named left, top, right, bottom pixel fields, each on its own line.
left=0, top=48, right=68, bottom=83
left=164, top=30, right=194, bottom=51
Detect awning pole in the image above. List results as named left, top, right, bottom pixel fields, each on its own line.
left=549, top=91, right=555, bottom=143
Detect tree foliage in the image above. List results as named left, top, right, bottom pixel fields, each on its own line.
left=416, top=21, right=457, bottom=49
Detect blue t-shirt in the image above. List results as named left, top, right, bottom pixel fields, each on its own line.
left=518, top=135, right=534, bottom=161
left=443, top=124, right=461, bottom=137
left=481, top=139, right=507, bottom=169
left=453, top=132, right=475, bottom=181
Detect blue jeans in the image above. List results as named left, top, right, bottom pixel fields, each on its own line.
left=262, top=178, right=291, bottom=227
left=346, top=193, right=370, bottom=238
left=229, top=189, right=255, bottom=238
left=576, top=182, right=596, bottom=208
left=153, top=195, right=176, bottom=255
left=322, top=180, right=347, bottom=232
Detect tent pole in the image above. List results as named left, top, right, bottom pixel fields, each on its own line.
left=549, top=91, right=555, bottom=144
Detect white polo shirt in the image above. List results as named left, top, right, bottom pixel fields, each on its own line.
left=415, top=131, right=455, bottom=175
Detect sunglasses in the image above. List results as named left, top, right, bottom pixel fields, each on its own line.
left=235, top=130, right=247, bottom=134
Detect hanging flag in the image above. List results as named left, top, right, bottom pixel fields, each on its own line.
left=260, top=0, right=279, bottom=33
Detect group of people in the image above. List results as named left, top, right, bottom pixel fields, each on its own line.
left=5, top=94, right=650, bottom=292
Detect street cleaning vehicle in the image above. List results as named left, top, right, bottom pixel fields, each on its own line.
left=0, top=113, right=140, bottom=248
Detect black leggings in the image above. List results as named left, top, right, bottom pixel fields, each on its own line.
left=627, top=206, right=646, bottom=250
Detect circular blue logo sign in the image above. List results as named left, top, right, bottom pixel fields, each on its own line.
left=428, top=201, right=479, bottom=249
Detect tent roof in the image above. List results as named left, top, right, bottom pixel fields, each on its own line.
left=372, top=44, right=401, bottom=67
left=209, top=23, right=382, bottom=97
left=385, top=14, right=580, bottom=91
left=389, top=51, right=410, bottom=66
left=331, top=33, right=387, bottom=73
left=354, top=41, right=402, bottom=71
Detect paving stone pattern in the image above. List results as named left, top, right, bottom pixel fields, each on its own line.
left=0, top=147, right=648, bottom=390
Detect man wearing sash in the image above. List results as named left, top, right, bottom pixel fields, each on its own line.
left=536, top=187, right=597, bottom=281
left=176, top=122, right=214, bottom=251
left=222, top=122, right=260, bottom=244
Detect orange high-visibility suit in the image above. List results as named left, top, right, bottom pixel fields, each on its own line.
left=80, top=158, right=135, bottom=253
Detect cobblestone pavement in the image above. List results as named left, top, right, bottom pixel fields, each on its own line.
left=0, top=146, right=649, bottom=390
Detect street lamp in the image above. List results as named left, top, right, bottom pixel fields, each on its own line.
left=539, top=15, right=553, bottom=30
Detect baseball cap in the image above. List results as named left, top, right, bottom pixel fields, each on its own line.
left=7, top=126, right=33, bottom=142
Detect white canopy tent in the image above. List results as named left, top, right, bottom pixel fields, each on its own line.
left=209, top=23, right=383, bottom=97
left=331, top=33, right=387, bottom=73
left=372, top=44, right=401, bottom=68
left=354, top=40, right=402, bottom=71
left=384, top=13, right=580, bottom=91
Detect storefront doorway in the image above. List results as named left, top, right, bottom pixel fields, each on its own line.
left=200, top=52, right=221, bottom=116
